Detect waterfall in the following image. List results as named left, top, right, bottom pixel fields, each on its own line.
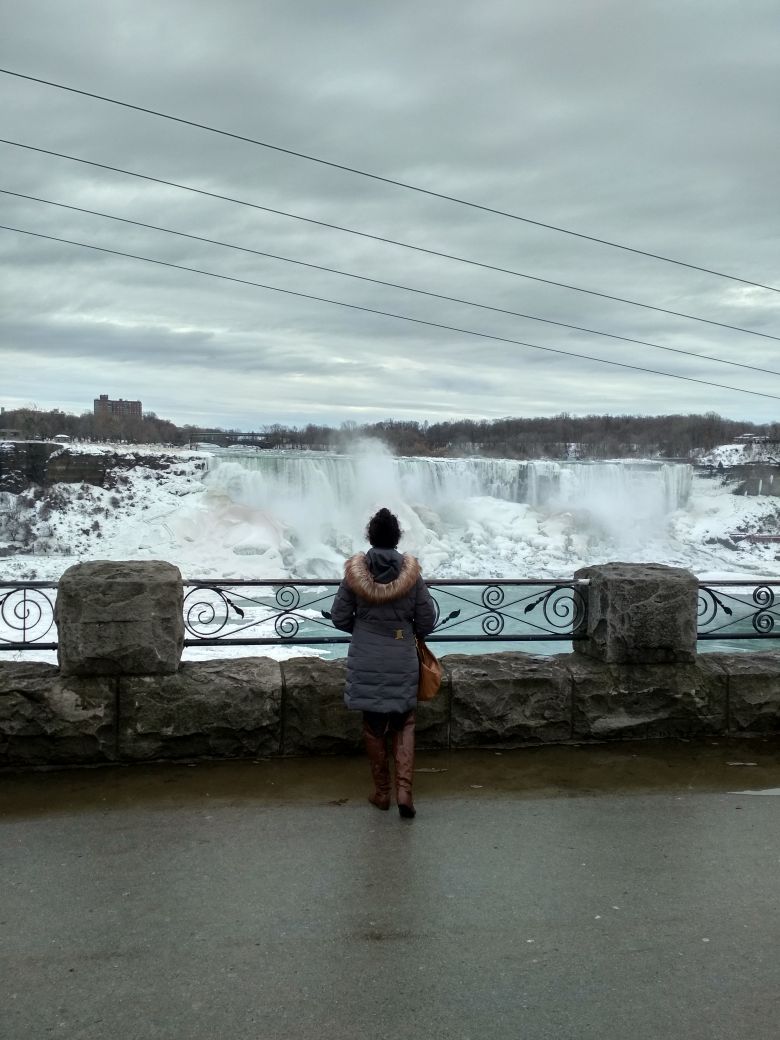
left=211, top=452, right=527, bottom=506
left=205, top=452, right=692, bottom=511
left=175, top=449, right=695, bottom=577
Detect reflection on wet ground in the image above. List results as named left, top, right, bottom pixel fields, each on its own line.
left=3, top=738, right=780, bottom=1040
left=2, top=738, right=779, bottom=819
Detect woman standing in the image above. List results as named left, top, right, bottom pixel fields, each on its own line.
left=331, top=508, right=436, bottom=818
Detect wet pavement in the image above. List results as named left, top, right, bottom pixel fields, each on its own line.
left=2, top=740, right=779, bottom=1040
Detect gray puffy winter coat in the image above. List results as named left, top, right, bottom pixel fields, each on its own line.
left=330, top=548, right=437, bottom=713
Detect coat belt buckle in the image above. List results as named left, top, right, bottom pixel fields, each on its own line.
left=394, top=628, right=404, bottom=640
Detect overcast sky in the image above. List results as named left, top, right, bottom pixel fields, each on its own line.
left=1, top=0, right=779, bottom=429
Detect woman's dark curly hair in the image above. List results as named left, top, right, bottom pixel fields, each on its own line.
left=366, top=507, right=402, bottom=549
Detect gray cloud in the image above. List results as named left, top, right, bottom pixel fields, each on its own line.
left=2, top=0, right=780, bottom=429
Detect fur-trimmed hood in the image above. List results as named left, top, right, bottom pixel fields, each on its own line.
left=344, top=552, right=421, bottom=603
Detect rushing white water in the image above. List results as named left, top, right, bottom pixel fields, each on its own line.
left=209, top=451, right=692, bottom=513
left=172, top=447, right=697, bottom=578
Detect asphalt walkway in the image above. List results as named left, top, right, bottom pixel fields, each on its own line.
left=2, top=740, right=779, bottom=1040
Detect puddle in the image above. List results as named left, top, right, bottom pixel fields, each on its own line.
left=1, top=738, right=779, bottom=819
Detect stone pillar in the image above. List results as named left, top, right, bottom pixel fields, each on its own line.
left=55, top=561, right=184, bottom=676
left=573, top=562, right=698, bottom=664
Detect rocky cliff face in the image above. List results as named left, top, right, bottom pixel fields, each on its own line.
left=0, top=446, right=205, bottom=558
left=0, top=442, right=60, bottom=493
left=697, top=462, right=780, bottom=498
left=728, top=464, right=780, bottom=498
left=0, top=444, right=188, bottom=493
left=45, top=451, right=113, bottom=487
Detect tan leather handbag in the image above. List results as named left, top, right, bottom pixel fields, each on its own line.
left=416, top=638, right=443, bottom=700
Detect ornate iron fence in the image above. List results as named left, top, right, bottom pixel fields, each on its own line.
left=181, top=579, right=589, bottom=647
left=697, top=581, right=780, bottom=641
left=4, top=577, right=780, bottom=652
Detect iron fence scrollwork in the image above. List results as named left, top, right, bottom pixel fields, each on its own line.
left=426, top=581, right=587, bottom=643
left=0, top=583, right=58, bottom=649
left=5, top=574, right=778, bottom=653
left=181, top=578, right=589, bottom=646
left=183, top=580, right=342, bottom=645
left=697, top=581, right=780, bottom=640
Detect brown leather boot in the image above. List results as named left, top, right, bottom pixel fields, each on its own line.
left=363, top=721, right=391, bottom=811
left=392, top=711, right=416, bottom=819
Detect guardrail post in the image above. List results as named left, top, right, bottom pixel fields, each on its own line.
left=573, top=562, right=698, bottom=664
left=55, top=561, right=184, bottom=675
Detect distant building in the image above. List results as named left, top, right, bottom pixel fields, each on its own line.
left=735, top=433, right=774, bottom=445
left=94, top=394, right=142, bottom=418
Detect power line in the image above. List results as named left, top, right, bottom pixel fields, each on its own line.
left=2, top=65, right=778, bottom=293
left=2, top=137, right=779, bottom=346
left=4, top=222, right=780, bottom=404
left=6, top=186, right=780, bottom=380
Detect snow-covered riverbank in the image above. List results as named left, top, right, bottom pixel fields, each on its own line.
left=2, top=443, right=780, bottom=584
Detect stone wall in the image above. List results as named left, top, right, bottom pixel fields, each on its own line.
left=1, top=561, right=778, bottom=767
left=2, top=650, right=778, bottom=767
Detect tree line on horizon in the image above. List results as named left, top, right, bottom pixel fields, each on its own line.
left=2, top=407, right=778, bottom=458
left=1, top=407, right=184, bottom=446
left=249, top=412, right=779, bottom=458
